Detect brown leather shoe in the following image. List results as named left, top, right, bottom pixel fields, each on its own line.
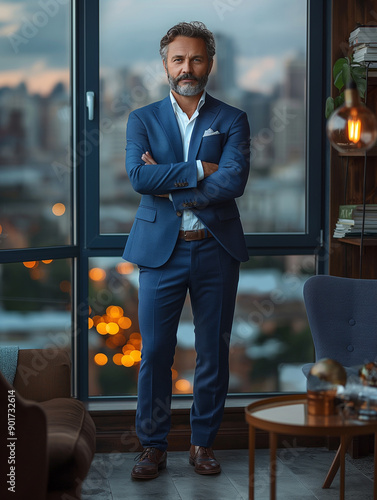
left=131, top=447, right=167, bottom=479
left=189, top=445, right=221, bottom=475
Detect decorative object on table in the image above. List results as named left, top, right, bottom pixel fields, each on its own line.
left=307, top=358, right=347, bottom=416
left=358, top=361, right=377, bottom=419
left=359, top=361, right=377, bottom=386
left=336, top=362, right=377, bottom=421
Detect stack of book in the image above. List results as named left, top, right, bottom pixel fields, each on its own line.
left=349, top=25, right=377, bottom=67
left=333, top=204, right=377, bottom=239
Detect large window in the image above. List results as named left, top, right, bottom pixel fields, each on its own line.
left=0, top=260, right=72, bottom=350
left=0, top=2, right=74, bottom=366
left=0, top=1, right=71, bottom=249
left=0, top=0, right=325, bottom=400
left=85, top=0, right=322, bottom=397
left=88, top=255, right=315, bottom=396
left=99, top=0, right=308, bottom=235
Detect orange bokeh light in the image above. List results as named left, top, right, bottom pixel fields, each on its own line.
left=112, top=333, right=126, bottom=346
left=113, top=353, right=124, bottom=365
left=30, top=268, right=42, bottom=280
left=118, top=316, right=132, bottom=329
left=116, top=262, right=134, bottom=275
left=89, top=268, right=106, bottom=281
left=94, top=353, right=108, bottom=366
left=106, top=337, right=117, bottom=349
left=96, top=322, right=108, bottom=335
left=42, top=259, right=53, bottom=264
left=60, top=280, right=71, bottom=293
left=52, top=203, right=66, bottom=216
left=130, top=350, right=142, bottom=362
left=122, top=344, right=135, bottom=355
left=107, top=305, right=124, bottom=318
left=171, top=368, right=178, bottom=380
left=130, top=332, right=141, bottom=339
left=106, top=322, right=120, bottom=335
left=121, top=355, right=134, bottom=367
left=23, top=261, right=37, bottom=269
left=88, top=318, right=94, bottom=329
left=92, top=315, right=102, bottom=326
left=175, top=379, right=192, bottom=393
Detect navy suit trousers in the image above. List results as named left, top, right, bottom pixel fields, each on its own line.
left=136, top=237, right=240, bottom=451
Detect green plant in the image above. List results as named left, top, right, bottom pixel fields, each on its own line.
left=325, top=56, right=367, bottom=119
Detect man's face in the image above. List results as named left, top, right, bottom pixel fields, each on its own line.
left=163, top=36, right=213, bottom=97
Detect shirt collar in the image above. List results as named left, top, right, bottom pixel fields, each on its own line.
left=170, top=90, right=206, bottom=116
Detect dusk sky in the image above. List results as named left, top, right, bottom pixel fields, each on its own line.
left=0, top=0, right=306, bottom=94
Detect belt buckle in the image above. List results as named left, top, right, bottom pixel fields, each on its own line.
left=184, top=230, right=195, bottom=241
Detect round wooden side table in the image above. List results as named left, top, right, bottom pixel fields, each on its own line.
left=245, top=394, right=377, bottom=500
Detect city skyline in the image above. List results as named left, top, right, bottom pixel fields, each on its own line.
left=0, top=0, right=306, bottom=95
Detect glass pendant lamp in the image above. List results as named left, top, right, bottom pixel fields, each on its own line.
left=326, top=80, right=377, bottom=153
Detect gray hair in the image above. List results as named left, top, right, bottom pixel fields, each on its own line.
left=159, top=21, right=216, bottom=63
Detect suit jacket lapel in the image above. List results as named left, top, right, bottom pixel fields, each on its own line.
left=188, top=94, right=221, bottom=161
left=153, top=97, right=183, bottom=162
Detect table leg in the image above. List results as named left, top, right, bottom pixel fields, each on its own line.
left=339, top=435, right=346, bottom=500
left=323, top=436, right=353, bottom=489
left=373, top=432, right=377, bottom=500
left=249, top=425, right=255, bottom=500
left=270, top=432, right=277, bottom=500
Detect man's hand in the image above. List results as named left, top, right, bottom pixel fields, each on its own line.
left=141, top=151, right=157, bottom=165
left=141, top=151, right=169, bottom=197
left=202, top=161, right=218, bottom=178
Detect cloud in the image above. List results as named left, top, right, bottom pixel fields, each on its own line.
left=0, top=2, right=24, bottom=23
left=238, top=56, right=282, bottom=93
left=0, top=63, right=69, bottom=96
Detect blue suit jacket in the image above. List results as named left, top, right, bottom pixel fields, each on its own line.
left=122, top=93, right=250, bottom=267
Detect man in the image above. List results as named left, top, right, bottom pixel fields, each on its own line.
left=123, top=21, right=250, bottom=479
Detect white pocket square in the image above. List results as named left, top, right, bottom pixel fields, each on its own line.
left=203, top=128, right=220, bottom=137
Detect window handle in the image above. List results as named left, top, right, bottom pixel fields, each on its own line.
left=86, top=91, right=95, bottom=121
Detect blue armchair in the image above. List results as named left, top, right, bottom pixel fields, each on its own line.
left=302, top=274, right=377, bottom=378
left=302, top=274, right=377, bottom=489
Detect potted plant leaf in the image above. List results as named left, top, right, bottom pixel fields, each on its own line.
left=325, top=56, right=367, bottom=119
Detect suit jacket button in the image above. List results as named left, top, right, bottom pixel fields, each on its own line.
left=176, top=211, right=182, bottom=217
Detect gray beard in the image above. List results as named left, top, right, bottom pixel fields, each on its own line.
left=167, top=72, right=208, bottom=96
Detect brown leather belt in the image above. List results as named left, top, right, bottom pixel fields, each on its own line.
left=178, top=229, right=213, bottom=241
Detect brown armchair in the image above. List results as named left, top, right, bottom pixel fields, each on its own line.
left=0, top=349, right=96, bottom=500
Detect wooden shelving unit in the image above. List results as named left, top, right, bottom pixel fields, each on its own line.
left=340, top=238, right=377, bottom=247
left=329, top=0, right=377, bottom=279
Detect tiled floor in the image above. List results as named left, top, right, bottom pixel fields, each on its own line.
left=82, top=448, right=374, bottom=499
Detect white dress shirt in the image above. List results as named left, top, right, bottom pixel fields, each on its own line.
left=169, top=91, right=206, bottom=231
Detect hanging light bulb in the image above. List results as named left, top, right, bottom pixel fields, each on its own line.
left=326, top=80, right=377, bottom=153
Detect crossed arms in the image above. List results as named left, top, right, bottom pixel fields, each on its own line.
left=126, top=110, right=250, bottom=210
